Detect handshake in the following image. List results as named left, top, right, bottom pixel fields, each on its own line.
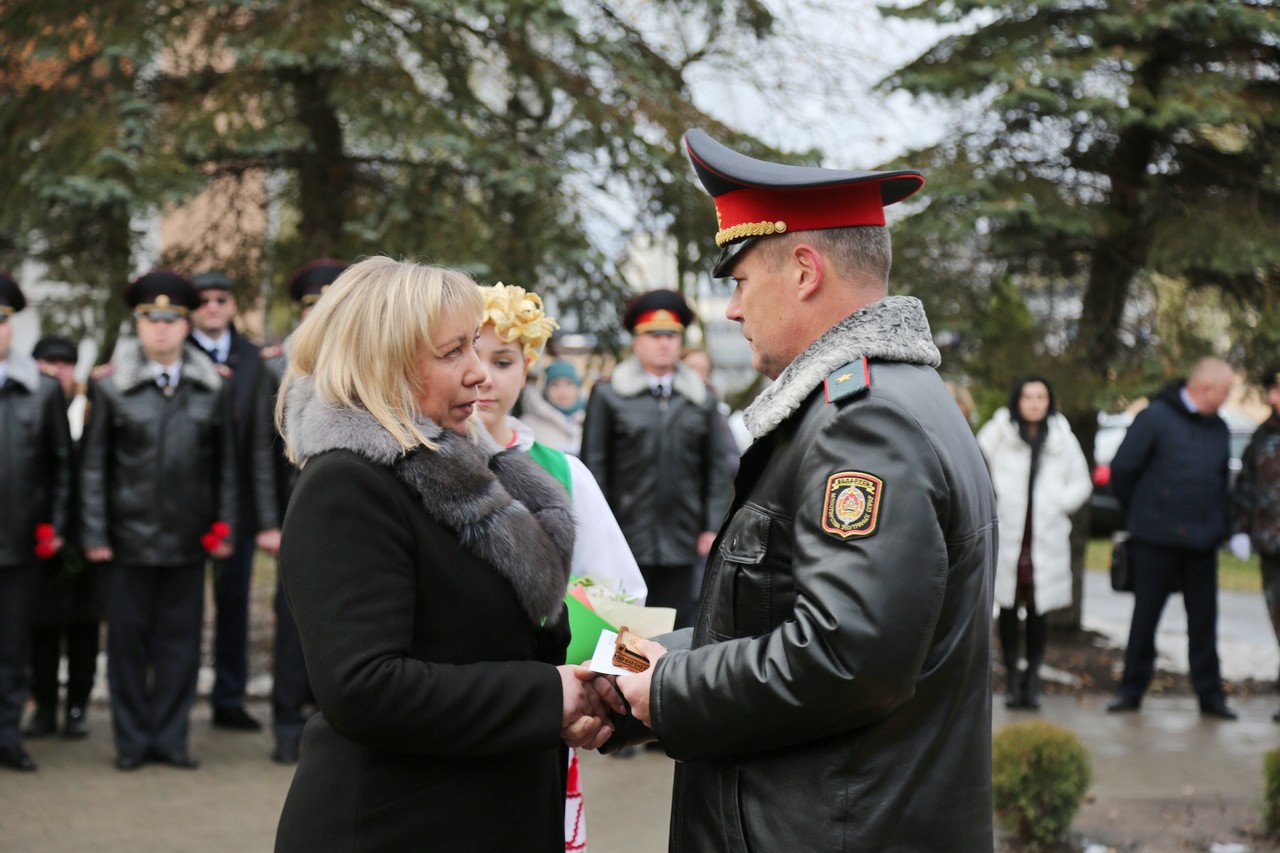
left=556, top=632, right=668, bottom=750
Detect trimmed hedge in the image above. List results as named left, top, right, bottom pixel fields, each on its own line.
left=993, top=720, right=1092, bottom=849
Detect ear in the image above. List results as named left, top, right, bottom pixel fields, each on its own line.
left=791, top=243, right=825, bottom=302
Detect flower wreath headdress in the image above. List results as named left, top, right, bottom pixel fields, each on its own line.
left=481, top=282, right=560, bottom=365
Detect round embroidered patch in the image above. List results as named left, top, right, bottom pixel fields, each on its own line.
left=822, top=472, right=883, bottom=539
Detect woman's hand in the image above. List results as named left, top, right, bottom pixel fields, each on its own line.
left=558, top=665, right=623, bottom=750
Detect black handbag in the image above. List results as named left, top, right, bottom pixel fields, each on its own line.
left=1109, top=532, right=1131, bottom=593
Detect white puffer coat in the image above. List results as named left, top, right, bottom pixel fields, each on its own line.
left=977, top=408, right=1092, bottom=613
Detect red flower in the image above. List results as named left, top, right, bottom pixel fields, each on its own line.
left=211, top=521, right=231, bottom=539
left=35, top=541, right=57, bottom=560
left=35, top=523, right=55, bottom=543
left=201, top=533, right=221, bottom=553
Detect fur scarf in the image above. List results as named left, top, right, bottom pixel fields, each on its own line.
left=284, top=377, right=574, bottom=627
left=744, top=295, right=940, bottom=439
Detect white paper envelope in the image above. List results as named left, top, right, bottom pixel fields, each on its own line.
left=587, top=629, right=635, bottom=676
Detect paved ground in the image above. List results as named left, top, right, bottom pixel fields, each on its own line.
left=3, top=569, right=1279, bottom=852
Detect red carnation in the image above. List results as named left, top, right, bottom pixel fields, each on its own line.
left=34, top=541, right=57, bottom=560
left=201, top=532, right=221, bottom=553
left=35, top=523, right=55, bottom=543
left=211, top=521, right=231, bottom=539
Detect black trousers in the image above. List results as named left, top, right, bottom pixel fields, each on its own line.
left=210, top=527, right=256, bottom=711
left=271, top=581, right=312, bottom=742
left=0, top=563, right=38, bottom=747
left=1116, top=541, right=1224, bottom=704
left=29, top=622, right=100, bottom=712
left=103, top=562, right=204, bottom=760
left=639, top=563, right=699, bottom=631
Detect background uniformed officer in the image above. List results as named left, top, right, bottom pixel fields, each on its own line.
left=251, top=259, right=346, bottom=763
left=189, top=270, right=266, bottom=732
left=80, top=270, right=238, bottom=770
left=0, top=275, right=73, bottom=771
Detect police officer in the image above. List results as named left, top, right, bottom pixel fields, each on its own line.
left=607, top=130, right=998, bottom=850
left=189, top=270, right=265, bottom=731
left=81, top=271, right=238, bottom=770
left=580, top=289, right=733, bottom=628
left=0, top=275, right=73, bottom=771
left=252, top=259, right=345, bottom=763
left=26, top=335, right=98, bottom=740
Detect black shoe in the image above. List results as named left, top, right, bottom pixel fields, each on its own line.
left=1200, top=699, right=1239, bottom=720
left=1022, top=669, right=1041, bottom=711
left=62, top=706, right=89, bottom=739
left=212, top=705, right=263, bottom=731
left=151, top=750, right=200, bottom=769
left=0, top=743, right=36, bottom=771
left=23, top=707, right=57, bottom=738
left=115, top=754, right=147, bottom=771
left=1272, top=707, right=1280, bottom=723
left=271, top=738, right=300, bottom=765
left=1106, top=696, right=1141, bottom=713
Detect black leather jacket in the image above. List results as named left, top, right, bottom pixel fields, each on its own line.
left=581, top=358, right=733, bottom=565
left=0, top=353, right=72, bottom=565
left=646, top=298, right=998, bottom=852
left=80, top=340, right=237, bottom=565
left=190, top=326, right=263, bottom=530
left=251, top=345, right=296, bottom=531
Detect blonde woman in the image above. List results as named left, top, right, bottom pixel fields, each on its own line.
left=272, top=257, right=620, bottom=852
left=476, top=281, right=646, bottom=852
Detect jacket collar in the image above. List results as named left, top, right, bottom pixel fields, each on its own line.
left=1, top=351, right=40, bottom=392
left=744, top=295, right=940, bottom=439
left=284, top=377, right=573, bottom=626
left=610, top=356, right=707, bottom=405
left=111, top=339, right=222, bottom=393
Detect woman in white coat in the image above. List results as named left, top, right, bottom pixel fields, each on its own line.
left=977, top=376, right=1092, bottom=710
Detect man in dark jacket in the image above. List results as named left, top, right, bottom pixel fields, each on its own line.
left=581, top=289, right=733, bottom=626
left=250, top=258, right=345, bottom=763
left=189, top=270, right=265, bottom=731
left=81, top=271, right=238, bottom=770
left=0, top=274, right=73, bottom=771
left=608, top=130, right=998, bottom=851
left=1107, top=357, right=1238, bottom=718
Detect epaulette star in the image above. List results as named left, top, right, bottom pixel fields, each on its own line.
left=823, top=357, right=870, bottom=405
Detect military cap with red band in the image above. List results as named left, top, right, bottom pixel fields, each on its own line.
left=125, top=270, right=198, bottom=320
left=682, top=129, right=926, bottom=277
left=623, top=289, right=696, bottom=335
left=0, top=270, right=24, bottom=319
left=287, top=259, right=348, bottom=305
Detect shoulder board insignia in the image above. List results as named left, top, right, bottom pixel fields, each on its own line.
left=91, top=364, right=114, bottom=380
left=261, top=345, right=284, bottom=359
left=823, top=357, right=870, bottom=405
left=822, top=471, right=884, bottom=539
left=215, top=363, right=234, bottom=378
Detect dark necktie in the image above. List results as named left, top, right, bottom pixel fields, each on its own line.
left=158, top=371, right=174, bottom=396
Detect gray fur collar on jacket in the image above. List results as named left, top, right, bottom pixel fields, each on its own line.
left=609, top=356, right=707, bottom=405
left=745, top=295, right=941, bottom=439
left=284, top=377, right=574, bottom=627
left=3, top=351, right=41, bottom=392
left=111, top=338, right=222, bottom=392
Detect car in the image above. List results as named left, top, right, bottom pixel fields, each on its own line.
left=1088, top=408, right=1258, bottom=538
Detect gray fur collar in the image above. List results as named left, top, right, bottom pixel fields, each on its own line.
left=112, top=338, right=222, bottom=392
left=609, top=356, right=707, bottom=405
left=284, top=378, right=574, bottom=627
left=744, top=295, right=940, bottom=439
left=3, top=351, right=41, bottom=392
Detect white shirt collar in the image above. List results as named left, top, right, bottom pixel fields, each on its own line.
left=148, top=359, right=183, bottom=386
left=191, top=328, right=230, bottom=362
left=0, top=359, right=8, bottom=387
left=646, top=371, right=673, bottom=396
left=1179, top=387, right=1200, bottom=414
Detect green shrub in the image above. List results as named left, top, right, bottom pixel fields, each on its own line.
left=992, top=720, right=1093, bottom=849
left=1263, top=747, right=1280, bottom=836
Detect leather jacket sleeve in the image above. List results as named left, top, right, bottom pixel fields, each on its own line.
left=701, top=400, right=733, bottom=532
left=650, top=398, right=952, bottom=760
left=250, top=367, right=282, bottom=531
left=215, top=382, right=239, bottom=534
left=42, top=379, right=73, bottom=538
left=580, top=385, right=612, bottom=495
left=78, top=378, right=113, bottom=552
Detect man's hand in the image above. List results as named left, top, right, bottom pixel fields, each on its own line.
left=256, top=528, right=282, bottom=556
left=85, top=546, right=113, bottom=563
left=697, top=530, right=717, bottom=557
left=1229, top=532, right=1251, bottom=562
left=616, top=637, right=668, bottom=728
left=211, top=540, right=234, bottom=560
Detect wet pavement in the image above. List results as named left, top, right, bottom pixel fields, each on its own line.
left=2, top=569, right=1279, bottom=852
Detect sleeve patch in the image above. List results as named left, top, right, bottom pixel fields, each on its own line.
left=822, top=471, right=883, bottom=539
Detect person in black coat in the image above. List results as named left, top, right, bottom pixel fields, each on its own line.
left=189, top=270, right=266, bottom=731
left=0, top=276, right=73, bottom=772
left=25, top=335, right=99, bottom=741
left=272, top=257, right=621, bottom=852
left=81, top=271, right=238, bottom=770
left=1106, top=357, right=1238, bottom=719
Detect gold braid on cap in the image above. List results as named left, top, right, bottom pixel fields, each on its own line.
left=716, top=220, right=787, bottom=247
left=481, top=282, right=560, bottom=365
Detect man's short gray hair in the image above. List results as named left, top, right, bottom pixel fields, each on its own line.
left=758, top=226, right=892, bottom=285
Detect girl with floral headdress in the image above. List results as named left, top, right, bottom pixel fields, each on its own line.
left=477, top=282, right=647, bottom=851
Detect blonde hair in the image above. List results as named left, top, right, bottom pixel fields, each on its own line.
left=277, top=256, right=484, bottom=459
left=480, top=282, right=559, bottom=366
